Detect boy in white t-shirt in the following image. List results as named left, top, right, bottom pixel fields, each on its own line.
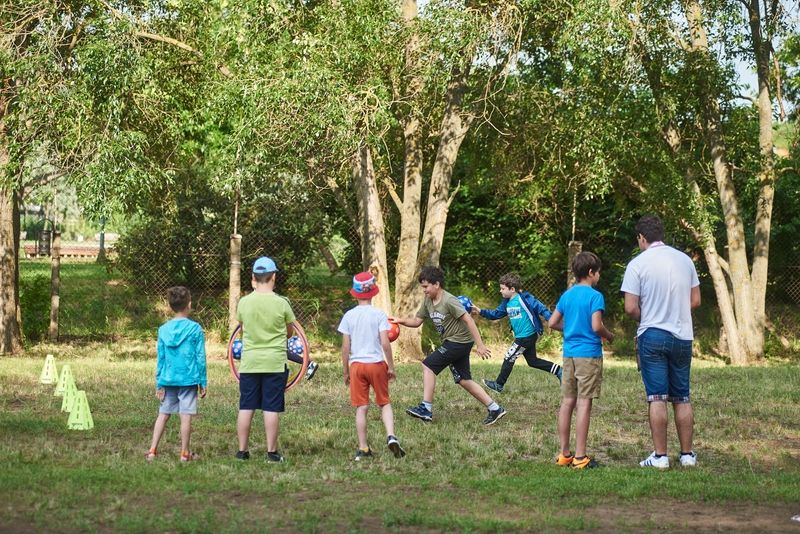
left=338, top=272, right=406, bottom=461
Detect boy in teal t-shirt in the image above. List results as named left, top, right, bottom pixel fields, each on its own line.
left=548, top=252, right=614, bottom=469
left=235, top=256, right=296, bottom=463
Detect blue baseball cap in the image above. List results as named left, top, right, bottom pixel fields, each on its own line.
left=253, top=256, right=278, bottom=274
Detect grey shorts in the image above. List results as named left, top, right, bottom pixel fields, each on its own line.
left=159, top=386, right=198, bottom=415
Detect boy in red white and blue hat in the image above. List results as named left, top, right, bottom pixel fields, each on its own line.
left=337, top=272, right=406, bottom=461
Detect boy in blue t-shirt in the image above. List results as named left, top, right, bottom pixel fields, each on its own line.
left=548, top=252, right=614, bottom=469
left=472, top=272, right=562, bottom=392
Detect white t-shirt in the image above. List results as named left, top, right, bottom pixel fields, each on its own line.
left=337, top=304, right=390, bottom=364
left=621, top=244, right=700, bottom=340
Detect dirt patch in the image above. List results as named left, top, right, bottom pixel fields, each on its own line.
left=589, top=500, right=800, bottom=533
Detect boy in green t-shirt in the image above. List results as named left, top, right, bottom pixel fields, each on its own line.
left=391, top=266, right=507, bottom=425
left=235, top=256, right=296, bottom=463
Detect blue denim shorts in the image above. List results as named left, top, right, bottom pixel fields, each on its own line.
left=239, top=369, right=288, bottom=412
left=638, top=328, right=693, bottom=403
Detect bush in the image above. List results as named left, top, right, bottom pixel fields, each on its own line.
left=19, top=275, right=50, bottom=344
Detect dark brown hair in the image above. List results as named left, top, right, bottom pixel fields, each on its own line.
left=167, top=286, right=191, bottom=313
left=418, top=266, right=445, bottom=286
left=571, top=252, right=602, bottom=281
left=498, top=272, right=522, bottom=291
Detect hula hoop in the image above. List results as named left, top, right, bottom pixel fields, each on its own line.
left=227, top=320, right=310, bottom=391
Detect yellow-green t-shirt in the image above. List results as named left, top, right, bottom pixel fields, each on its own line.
left=236, top=291, right=296, bottom=373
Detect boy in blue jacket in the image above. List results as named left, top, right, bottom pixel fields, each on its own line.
left=146, top=286, right=207, bottom=462
left=472, top=273, right=561, bottom=392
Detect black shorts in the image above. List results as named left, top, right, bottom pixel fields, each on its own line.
left=422, top=340, right=473, bottom=381
left=239, top=369, right=289, bottom=412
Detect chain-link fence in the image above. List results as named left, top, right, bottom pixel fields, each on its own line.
left=19, top=222, right=800, bottom=348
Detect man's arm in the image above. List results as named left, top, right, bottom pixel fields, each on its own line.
left=690, top=286, right=701, bottom=309
left=461, top=312, right=491, bottom=359
left=623, top=292, right=640, bottom=321
left=341, top=334, right=351, bottom=385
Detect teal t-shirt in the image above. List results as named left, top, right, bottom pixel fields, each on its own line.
left=507, top=294, right=535, bottom=338
left=236, top=291, right=296, bottom=373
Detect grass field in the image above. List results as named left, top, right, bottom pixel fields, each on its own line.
left=1, top=347, right=799, bottom=533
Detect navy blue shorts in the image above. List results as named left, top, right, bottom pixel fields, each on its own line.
left=239, top=369, right=289, bottom=412
left=638, top=328, right=692, bottom=403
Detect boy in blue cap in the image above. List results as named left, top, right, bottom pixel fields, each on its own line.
left=146, top=286, right=207, bottom=462
left=235, top=257, right=297, bottom=462
left=472, top=272, right=561, bottom=392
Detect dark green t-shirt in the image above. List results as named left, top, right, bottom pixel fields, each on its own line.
left=415, top=290, right=473, bottom=344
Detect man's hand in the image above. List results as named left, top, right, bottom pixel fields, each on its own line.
left=476, top=344, right=491, bottom=360
left=156, top=388, right=165, bottom=401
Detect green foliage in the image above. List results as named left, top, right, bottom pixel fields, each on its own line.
left=18, top=275, right=49, bottom=344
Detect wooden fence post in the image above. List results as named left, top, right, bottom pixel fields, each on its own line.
left=228, top=234, right=242, bottom=332
left=48, top=231, right=61, bottom=341
left=567, top=240, right=582, bottom=289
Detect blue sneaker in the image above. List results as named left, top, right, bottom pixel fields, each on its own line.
left=406, top=403, right=433, bottom=422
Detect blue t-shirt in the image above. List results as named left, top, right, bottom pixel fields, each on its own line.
left=555, top=285, right=605, bottom=358
left=507, top=294, right=535, bottom=338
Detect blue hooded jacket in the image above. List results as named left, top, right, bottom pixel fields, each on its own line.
left=156, top=318, right=207, bottom=389
left=479, top=291, right=552, bottom=337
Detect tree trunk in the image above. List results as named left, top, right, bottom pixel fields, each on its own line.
left=0, top=89, right=23, bottom=354
left=684, top=0, right=760, bottom=361
left=393, top=0, right=425, bottom=360
left=48, top=232, right=61, bottom=341
left=747, top=0, right=775, bottom=358
left=228, top=233, right=242, bottom=332
left=353, top=144, right=392, bottom=315
left=418, top=67, right=473, bottom=267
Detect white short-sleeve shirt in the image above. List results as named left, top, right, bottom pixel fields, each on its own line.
left=337, top=304, right=390, bottom=364
left=621, top=244, right=700, bottom=340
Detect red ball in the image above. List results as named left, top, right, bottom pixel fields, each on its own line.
left=388, top=321, right=400, bottom=342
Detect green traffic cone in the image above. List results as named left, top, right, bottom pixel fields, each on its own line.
left=68, top=390, right=94, bottom=430
left=54, top=365, right=73, bottom=397
left=61, top=377, right=78, bottom=412
left=39, top=354, right=58, bottom=385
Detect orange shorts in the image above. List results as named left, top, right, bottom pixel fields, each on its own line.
left=349, top=361, right=390, bottom=407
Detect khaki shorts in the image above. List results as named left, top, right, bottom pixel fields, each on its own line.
left=561, top=357, right=603, bottom=399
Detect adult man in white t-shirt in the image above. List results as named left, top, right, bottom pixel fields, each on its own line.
left=621, top=215, right=701, bottom=470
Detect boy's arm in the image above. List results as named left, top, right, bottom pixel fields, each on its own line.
left=155, top=336, right=165, bottom=391
left=197, top=328, right=207, bottom=396
left=591, top=311, right=614, bottom=342
left=389, top=315, right=424, bottom=328
left=532, top=297, right=553, bottom=321
left=479, top=299, right=508, bottom=321
left=341, top=334, right=351, bottom=385
left=548, top=310, right=564, bottom=331
left=380, top=330, right=396, bottom=380
left=461, top=313, right=491, bottom=359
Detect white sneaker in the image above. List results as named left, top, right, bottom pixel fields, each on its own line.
left=640, top=452, right=670, bottom=469
left=679, top=451, right=697, bottom=467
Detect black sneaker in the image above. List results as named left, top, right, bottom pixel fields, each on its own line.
left=387, top=436, right=406, bottom=458
left=483, top=406, right=507, bottom=426
left=483, top=379, right=504, bottom=393
left=405, top=403, right=433, bottom=422
left=235, top=450, right=250, bottom=460
left=266, top=451, right=285, bottom=463
left=354, top=448, right=374, bottom=461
